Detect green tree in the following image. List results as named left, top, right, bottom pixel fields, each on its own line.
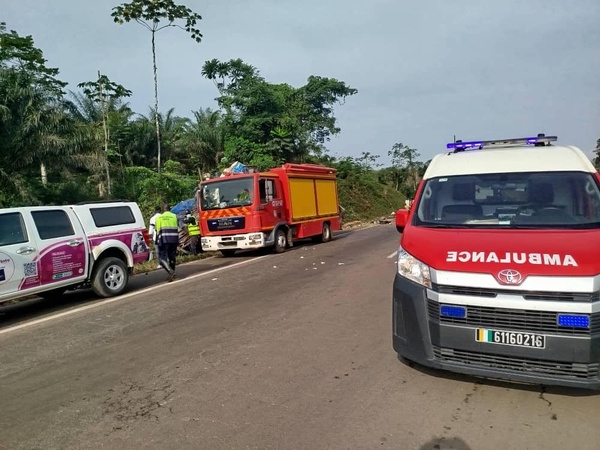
left=594, top=138, right=600, bottom=170
left=111, top=0, right=203, bottom=173
left=355, top=151, right=382, bottom=173
left=0, top=23, right=75, bottom=205
left=180, top=108, right=225, bottom=174
left=0, top=22, right=66, bottom=95
left=77, top=72, right=132, bottom=196
left=388, top=143, right=421, bottom=195
left=201, top=58, right=357, bottom=165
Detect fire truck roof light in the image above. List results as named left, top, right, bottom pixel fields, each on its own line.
left=447, top=134, right=558, bottom=151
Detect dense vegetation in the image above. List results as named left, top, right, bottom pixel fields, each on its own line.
left=0, top=3, right=429, bottom=222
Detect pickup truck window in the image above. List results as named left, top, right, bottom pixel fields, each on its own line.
left=90, top=206, right=135, bottom=227
left=0, top=212, right=28, bottom=246
left=31, top=210, right=75, bottom=240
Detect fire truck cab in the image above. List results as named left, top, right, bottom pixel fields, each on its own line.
left=393, top=134, right=600, bottom=389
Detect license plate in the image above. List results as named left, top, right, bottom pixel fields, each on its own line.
left=476, top=328, right=545, bottom=349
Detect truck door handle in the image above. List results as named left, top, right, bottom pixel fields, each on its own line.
left=68, top=239, right=84, bottom=247
left=16, top=246, right=36, bottom=255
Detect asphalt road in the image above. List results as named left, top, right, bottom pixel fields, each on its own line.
left=1, top=225, right=599, bottom=450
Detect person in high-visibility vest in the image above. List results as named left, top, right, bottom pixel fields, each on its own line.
left=155, top=203, right=179, bottom=281
left=184, top=209, right=201, bottom=255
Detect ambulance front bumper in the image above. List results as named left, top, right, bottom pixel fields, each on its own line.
left=392, top=274, right=600, bottom=390
left=201, top=232, right=266, bottom=252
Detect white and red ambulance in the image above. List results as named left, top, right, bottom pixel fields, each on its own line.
left=393, top=134, right=600, bottom=389
left=0, top=201, right=150, bottom=303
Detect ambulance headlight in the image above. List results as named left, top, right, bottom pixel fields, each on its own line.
left=397, top=245, right=431, bottom=288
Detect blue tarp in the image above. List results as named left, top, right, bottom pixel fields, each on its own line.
left=171, top=198, right=196, bottom=214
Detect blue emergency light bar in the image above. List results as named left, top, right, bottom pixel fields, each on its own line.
left=447, top=134, right=557, bottom=151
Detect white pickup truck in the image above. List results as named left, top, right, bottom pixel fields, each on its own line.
left=0, top=201, right=150, bottom=303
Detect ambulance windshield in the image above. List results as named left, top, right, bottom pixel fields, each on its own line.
left=415, top=171, right=600, bottom=228
left=200, top=178, right=254, bottom=210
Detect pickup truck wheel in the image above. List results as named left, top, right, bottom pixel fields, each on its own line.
left=320, top=222, right=332, bottom=243
left=92, top=257, right=128, bottom=298
left=220, top=250, right=237, bottom=257
left=274, top=229, right=287, bottom=253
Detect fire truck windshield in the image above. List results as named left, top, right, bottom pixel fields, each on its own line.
left=414, top=171, right=600, bottom=229
left=200, top=178, right=254, bottom=210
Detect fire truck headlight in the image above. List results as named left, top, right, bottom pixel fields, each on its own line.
left=397, top=245, right=431, bottom=288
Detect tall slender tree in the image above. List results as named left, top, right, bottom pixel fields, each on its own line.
left=78, top=72, right=132, bottom=196
left=111, top=0, right=202, bottom=173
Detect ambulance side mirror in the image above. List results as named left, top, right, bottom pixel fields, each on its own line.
left=395, top=209, right=409, bottom=233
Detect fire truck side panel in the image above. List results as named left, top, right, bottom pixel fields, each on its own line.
left=288, top=177, right=318, bottom=221
left=315, top=179, right=339, bottom=216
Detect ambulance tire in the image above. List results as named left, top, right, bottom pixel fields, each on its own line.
left=319, top=222, right=332, bottom=243
left=220, top=250, right=237, bottom=257
left=273, top=228, right=287, bottom=253
left=91, top=257, right=129, bottom=298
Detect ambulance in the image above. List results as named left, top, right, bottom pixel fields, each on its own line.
left=393, top=134, right=600, bottom=389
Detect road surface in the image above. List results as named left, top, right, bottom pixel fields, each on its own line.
left=0, top=225, right=599, bottom=450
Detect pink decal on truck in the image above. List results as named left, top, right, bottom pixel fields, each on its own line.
left=88, top=230, right=150, bottom=264
left=39, top=245, right=86, bottom=285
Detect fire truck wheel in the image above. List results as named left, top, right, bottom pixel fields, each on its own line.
left=220, top=250, right=237, bottom=257
left=320, top=222, right=332, bottom=243
left=274, top=228, right=287, bottom=253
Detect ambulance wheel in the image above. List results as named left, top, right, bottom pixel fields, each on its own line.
left=220, top=250, right=237, bottom=257
left=319, top=222, right=332, bottom=243
left=91, top=257, right=128, bottom=298
left=274, top=228, right=287, bottom=253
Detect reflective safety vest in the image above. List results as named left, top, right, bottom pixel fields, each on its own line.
left=187, top=221, right=200, bottom=236
left=156, top=211, right=179, bottom=245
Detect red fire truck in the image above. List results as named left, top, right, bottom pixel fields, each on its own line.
left=198, top=163, right=342, bottom=256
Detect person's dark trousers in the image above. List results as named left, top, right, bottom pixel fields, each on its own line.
left=166, top=243, right=177, bottom=271
left=189, top=236, right=199, bottom=255
left=158, top=244, right=174, bottom=274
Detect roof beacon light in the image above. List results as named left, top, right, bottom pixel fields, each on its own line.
left=447, top=133, right=557, bottom=151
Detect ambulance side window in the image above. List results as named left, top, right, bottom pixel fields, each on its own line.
left=259, top=179, right=277, bottom=203
left=31, top=210, right=75, bottom=240
left=0, top=212, right=28, bottom=246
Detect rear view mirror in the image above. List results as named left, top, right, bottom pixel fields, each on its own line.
left=396, top=209, right=409, bottom=233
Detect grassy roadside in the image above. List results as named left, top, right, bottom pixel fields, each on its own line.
left=133, top=252, right=213, bottom=275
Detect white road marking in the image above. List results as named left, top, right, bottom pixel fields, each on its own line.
left=386, top=251, right=398, bottom=259
left=0, top=254, right=274, bottom=336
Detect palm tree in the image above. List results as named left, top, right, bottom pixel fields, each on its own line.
left=181, top=108, right=225, bottom=175
left=64, top=91, right=134, bottom=196
left=0, top=68, right=76, bottom=204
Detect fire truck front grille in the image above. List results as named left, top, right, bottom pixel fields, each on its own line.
left=428, top=301, right=600, bottom=336
left=433, top=346, right=600, bottom=380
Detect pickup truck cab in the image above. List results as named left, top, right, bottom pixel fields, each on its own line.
left=0, top=201, right=150, bottom=303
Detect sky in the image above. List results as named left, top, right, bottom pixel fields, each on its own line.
left=3, top=0, right=600, bottom=164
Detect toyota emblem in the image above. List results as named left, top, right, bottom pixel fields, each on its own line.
left=496, top=269, right=524, bottom=285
